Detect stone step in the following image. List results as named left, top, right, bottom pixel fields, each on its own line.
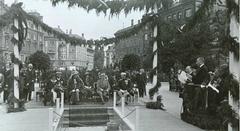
left=64, top=107, right=113, bottom=114
left=62, top=120, right=110, bottom=127
left=68, top=114, right=110, bottom=121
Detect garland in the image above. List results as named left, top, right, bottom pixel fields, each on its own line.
left=221, top=36, right=239, bottom=60
left=222, top=73, right=239, bottom=100
left=10, top=53, right=22, bottom=65
left=226, top=0, right=239, bottom=23
left=217, top=100, right=239, bottom=128
left=50, top=0, right=165, bottom=16
left=0, top=3, right=115, bottom=47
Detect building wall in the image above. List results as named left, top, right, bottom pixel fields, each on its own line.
left=159, top=0, right=202, bottom=24
left=0, top=1, right=92, bottom=70
left=0, top=0, right=7, bottom=16
left=228, top=8, right=239, bottom=131
left=0, top=18, right=45, bottom=64
left=104, top=45, right=114, bottom=68
left=87, top=47, right=94, bottom=70
left=114, top=22, right=152, bottom=64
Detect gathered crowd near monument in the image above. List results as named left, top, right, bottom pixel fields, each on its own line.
left=0, top=0, right=239, bottom=131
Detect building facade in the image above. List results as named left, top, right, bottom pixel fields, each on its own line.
left=0, top=1, right=94, bottom=70
left=104, top=44, right=115, bottom=68
left=0, top=2, right=45, bottom=64
left=43, top=30, right=94, bottom=70
left=114, top=18, right=153, bottom=67
left=159, top=0, right=203, bottom=24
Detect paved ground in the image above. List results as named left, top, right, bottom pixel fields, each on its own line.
left=0, top=104, right=49, bottom=131
left=121, top=82, right=205, bottom=131
left=65, top=127, right=106, bottom=131
left=0, top=82, right=205, bottom=131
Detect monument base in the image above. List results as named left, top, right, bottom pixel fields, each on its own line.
left=181, top=112, right=220, bottom=130
left=7, top=100, right=26, bottom=113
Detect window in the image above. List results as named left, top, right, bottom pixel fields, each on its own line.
left=150, top=33, right=153, bottom=38
left=21, top=55, right=25, bottom=61
left=185, top=8, right=192, bottom=18
left=39, top=36, right=42, bottom=42
left=30, top=34, right=34, bottom=40
left=145, top=25, right=149, bottom=30
left=33, top=34, right=36, bottom=40
left=173, top=14, right=177, bottom=20
left=27, top=32, right=30, bottom=39
left=195, top=1, right=202, bottom=11
left=167, top=15, right=172, bottom=20
left=178, top=12, right=182, bottom=19
left=144, top=34, right=148, bottom=40
left=30, top=23, right=34, bottom=29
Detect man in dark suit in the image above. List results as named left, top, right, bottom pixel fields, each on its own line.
left=24, top=64, right=35, bottom=101
left=117, top=72, right=132, bottom=105
left=3, top=63, right=13, bottom=103
left=136, top=69, right=147, bottom=97
left=193, top=57, right=210, bottom=111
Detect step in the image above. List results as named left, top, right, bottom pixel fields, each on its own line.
left=63, top=112, right=114, bottom=118
left=65, top=108, right=112, bottom=114
left=62, top=120, right=110, bottom=127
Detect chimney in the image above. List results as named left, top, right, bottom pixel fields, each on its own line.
left=82, top=33, right=85, bottom=38
left=138, top=20, right=141, bottom=24
left=66, top=29, right=68, bottom=34
left=69, top=29, right=72, bottom=34
left=58, top=25, right=60, bottom=29
left=131, top=19, right=134, bottom=26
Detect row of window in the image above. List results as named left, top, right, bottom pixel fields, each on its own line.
left=167, top=8, right=193, bottom=21
left=27, top=21, right=43, bottom=32
left=26, top=32, right=43, bottom=42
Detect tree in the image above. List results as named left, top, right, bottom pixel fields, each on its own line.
left=121, top=54, right=141, bottom=71
left=29, top=51, right=51, bottom=71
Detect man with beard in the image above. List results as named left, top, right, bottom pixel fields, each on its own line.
left=24, top=64, right=35, bottom=101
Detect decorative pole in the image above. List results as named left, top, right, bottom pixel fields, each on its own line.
left=150, top=5, right=158, bottom=100
left=9, top=3, right=27, bottom=112
left=13, top=18, right=20, bottom=108
left=152, top=26, right=158, bottom=89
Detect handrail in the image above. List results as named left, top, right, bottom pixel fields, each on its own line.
left=49, top=92, right=64, bottom=131
left=113, top=90, right=140, bottom=131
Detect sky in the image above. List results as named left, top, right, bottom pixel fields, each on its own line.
left=5, top=0, right=146, bottom=40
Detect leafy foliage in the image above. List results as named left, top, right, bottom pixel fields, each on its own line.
left=0, top=3, right=115, bottom=47
left=121, top=54, right=141, bottom=71
left=217, top=100, right=239, bottom=127
left=29, top=51, right=51, bottom=71
left=50, top=0, right=167, bottom=16
left=222, top=73, right=239, bottom=100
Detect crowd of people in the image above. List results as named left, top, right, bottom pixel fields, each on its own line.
left=0, top=63, right=35, bottom=105
left=0, top=63, right=148, bottom=107
left=169, top=57, right=228, bottom=114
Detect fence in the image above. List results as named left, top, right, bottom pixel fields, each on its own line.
left=113, top=90, right=140, bottom=131
left=49, top=92, right=64, bottom=131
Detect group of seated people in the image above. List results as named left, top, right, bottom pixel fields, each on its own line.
left=41, top=69, right=141, bottom=106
